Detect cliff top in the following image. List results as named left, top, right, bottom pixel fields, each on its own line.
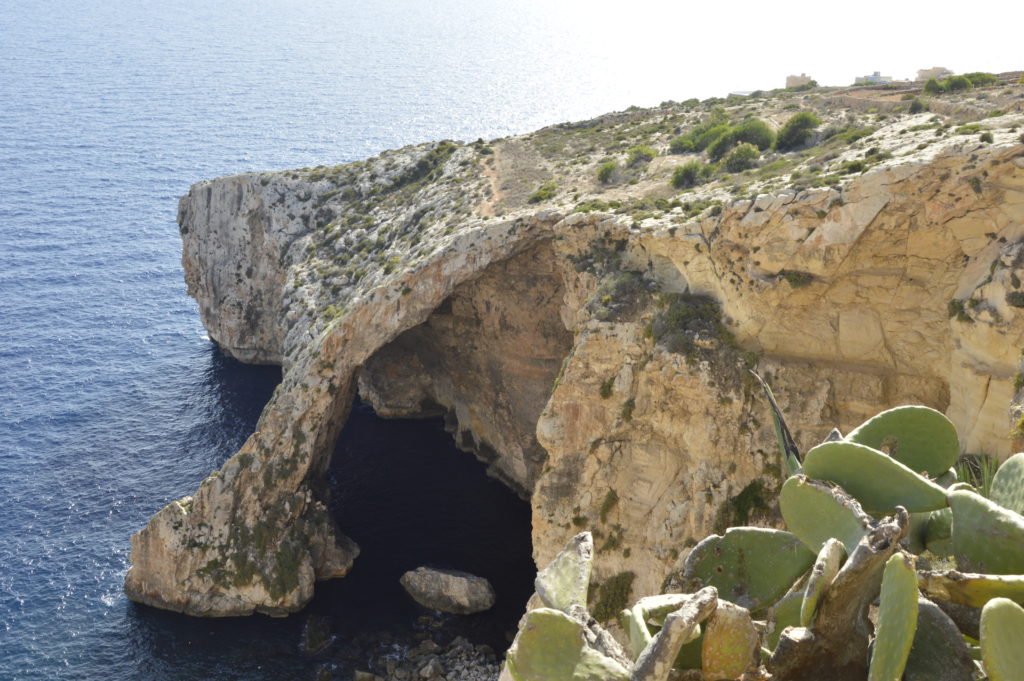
left=204, top=77, right=1024, bottom=355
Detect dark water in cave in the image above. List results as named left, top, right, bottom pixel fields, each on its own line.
left=322, top=399, right=537, bottom=651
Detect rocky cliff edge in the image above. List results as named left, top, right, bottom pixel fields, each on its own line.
left=126, top=85, right=1024, bottom=618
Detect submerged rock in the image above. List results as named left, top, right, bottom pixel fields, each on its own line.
left=400, top=567, right=496, bottom=614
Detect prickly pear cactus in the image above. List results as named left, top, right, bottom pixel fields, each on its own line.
left=868, top=553, right=918, bottom=681
left=622, top=594, right=692, bottom=657
left=765, top=591, right=802, bottom=652
left=990, top=452, right=1024, bottom=515
left=505, top=608, right=630, bottom=681
left=980, top=597, right=1024, bottom=681
left=949, top=489, right=1024, bottom=573
left=779, top=475, right=873, bottom=553
left=504, top=391, right=1024, bottom=681
left=534, top=531, right=593, bottom=612
left=682, top=527, right=814, bottom=612
left=800, top=538, right=844, bottom=627
left=701, top=600, right=759, bottom=681
left=923, top=507, right=953, bottom=556
left=919, top=570, right=1024, bottom=608
left=802, top=441, right=948, bottom=514
left=845, top=405, right=960, bottom=476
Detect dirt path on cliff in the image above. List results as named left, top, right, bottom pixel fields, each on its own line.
left=478, top=145, right=503, bottom=216
left=477, top=138, right=551, bottom=217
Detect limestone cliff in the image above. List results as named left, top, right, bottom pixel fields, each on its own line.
left=126, top=84, right=1024, bottom=618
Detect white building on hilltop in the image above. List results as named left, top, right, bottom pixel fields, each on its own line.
left=855, top=71, right=893, bottom=85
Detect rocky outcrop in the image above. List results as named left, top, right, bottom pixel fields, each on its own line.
left=127, top=91, right=1024, bottom=622
left=399, top=567, right=496, bottom=614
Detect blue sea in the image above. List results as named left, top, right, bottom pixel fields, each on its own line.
left=0, top=1, right=705, bottom=679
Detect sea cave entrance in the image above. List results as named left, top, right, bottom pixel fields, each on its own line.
left=318, top=397, right=536, bottom=648
left=314, top=241, right=574, bottom=648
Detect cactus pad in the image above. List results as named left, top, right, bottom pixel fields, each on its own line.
left=868, top=552, right=918, bottom=681
left=765, top=591, right=802, bottom=652
left=800, top=538, right=845, bottom=627
left=845, top=405, right=959, bottom=475
left=803, top=440, right=948, bottom=514
left=919, top=569, right=1024, bottom=608
left=980, top=597, right=1024, bottom=681
left=505, top=608, right=630, bottom=681
left=949, top=489, right=1024, bottom=573
left=924, top=507, right=953, bottom=556
left=682, top=527, right=814, bottom=612
left=990, top=452, right=1024, bottom=515
left=534, top=532, right=593, bottom=612
left=701, top=600, right=759, bottom=681
left=780, top=475, right=874, bottom=554
left=633, top=587, right=717, bottom=681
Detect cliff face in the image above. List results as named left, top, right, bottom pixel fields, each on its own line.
left=126, top=88, right=1024, bottom=618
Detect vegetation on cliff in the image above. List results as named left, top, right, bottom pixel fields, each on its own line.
left=505, top=388, right=1024, bottom=681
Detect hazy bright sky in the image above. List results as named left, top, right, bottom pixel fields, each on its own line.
left=519, top=0, right=1020, bottom=100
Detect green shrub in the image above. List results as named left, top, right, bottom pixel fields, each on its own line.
left=692, top=123, right=731, bottom=152
left=528, top=181, right=557, bottom=203
left=626, top=145, right=657, bottom=167
left=944, top=75, right=972, bottom=92
left=724, top=142, right=760, bottom=172
left=734, top=118, right=776, bottom=150
left=923, top=78, right=944, bottom=95
left=669, top=136, right=695, bottom=154
left=840, top=159, right=866, bottom=174
left=671, top=160, right=704, bottom=189
left=963, top=71, right=998, bottom=87
left=980, top=131, right=994, bottom=143
left=597, top=161, right=618, bottom=184
left=909, top=98, right=927, bottom=114
left=776, top=111, right=821, bottom=151
left=706, top=130, right=738, bottom=161
left=826, top=126, right=876, bottom=145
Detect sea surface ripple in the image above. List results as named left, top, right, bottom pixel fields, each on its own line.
left=0, top=1, right=688, bottom=678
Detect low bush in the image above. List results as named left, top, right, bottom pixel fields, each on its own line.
left=923, top=78, right=944, bottom=95
left=669, top=136, right=695, bottom=154
left=626, top=145, right=657, bottom=167
left=733, top=118, right=775, bottom=150
left=944, top=75, right=972, bottom=92
left=724, top=142, right=760, bottom=172
left=706, top=131, right=738, bottom=161
left=597, top=161, right=618, bottom=184
left=776, top=111, right=821, bottom=151
left=528, top=180, right=557, bottom=203
left=962, top=71, right=998, bottom=87
left=671, top=160, right=705, bottom=189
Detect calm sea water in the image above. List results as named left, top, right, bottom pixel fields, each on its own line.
left=0, top=1, right=698, bottom=678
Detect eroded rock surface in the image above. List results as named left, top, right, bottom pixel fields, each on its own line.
left=127, top=92, right=1024, bottom=621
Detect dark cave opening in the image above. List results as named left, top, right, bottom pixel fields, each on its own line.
left=316, top=397, right=536, bottom=649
